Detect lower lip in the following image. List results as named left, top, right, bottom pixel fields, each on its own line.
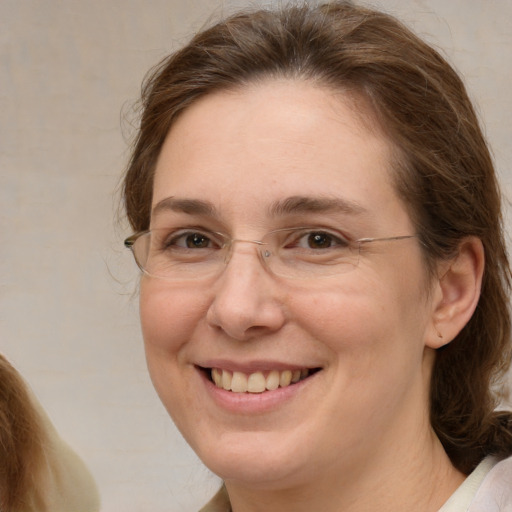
left=198, top=369, right=317, bottom=415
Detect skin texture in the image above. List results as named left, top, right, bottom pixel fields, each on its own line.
left=140, top=81, right=483, bottom=511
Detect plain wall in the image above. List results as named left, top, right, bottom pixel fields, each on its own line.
left=1, top=1, right=511, bottom=510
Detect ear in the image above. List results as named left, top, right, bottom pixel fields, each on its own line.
left=426, top=237, right=484, bottom=349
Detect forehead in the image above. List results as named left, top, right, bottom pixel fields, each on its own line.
left=152, top=80, right=408, bottom=231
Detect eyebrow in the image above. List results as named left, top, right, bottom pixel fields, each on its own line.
left=152, top=197, right=217, bottom=218
left=151, top=195, right=367, bottom=219
left=268, top=195, right=367, bottom=217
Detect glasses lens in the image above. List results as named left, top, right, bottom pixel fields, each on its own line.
left=131, top=229, right=228, bottom=281
left=263, top=228, right=360, bottom=279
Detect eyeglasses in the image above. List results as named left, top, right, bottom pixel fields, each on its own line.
left=124, top=226, right=417, bottom=281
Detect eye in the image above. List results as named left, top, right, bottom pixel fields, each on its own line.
left=161, top=230, right=221, bottom=250
left=305, top=232, right=336, bottom=249
left=292, top=230, right=350, bottom=250
left=182, top=232, right=212, bottom=249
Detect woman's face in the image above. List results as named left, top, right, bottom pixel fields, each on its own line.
left=140, top=81, right=437, bottom=489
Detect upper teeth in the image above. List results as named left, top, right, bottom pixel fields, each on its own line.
left=211, top=368, right=310, bottom=393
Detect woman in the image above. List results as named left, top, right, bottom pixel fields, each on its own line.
left=123, top=1, right=512, bottom=510
left=0, top=355, right=100, bottom=512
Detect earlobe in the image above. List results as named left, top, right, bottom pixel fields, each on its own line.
left=426, top=237, right=484, bottom=349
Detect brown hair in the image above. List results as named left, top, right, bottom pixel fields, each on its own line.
left=0, top=355, right=47, bottom=512
left=123, top=1, right=512, bottom=473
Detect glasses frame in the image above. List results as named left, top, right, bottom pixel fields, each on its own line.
left=124, top=228, right=418, bottom=281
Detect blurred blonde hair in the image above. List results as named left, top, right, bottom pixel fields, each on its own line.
left=0, top=354, right=47, bottom=512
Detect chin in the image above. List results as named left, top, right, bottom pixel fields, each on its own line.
left=191, top=429, right=318, bottom=490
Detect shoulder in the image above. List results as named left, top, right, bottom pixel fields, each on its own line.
left=468, top=455, right=512, bottom=511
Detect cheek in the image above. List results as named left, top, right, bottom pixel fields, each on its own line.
left=139, top=281, right=211, bottom=428
left=139, top=280, right=209, bottom=362
left=289, top=271, right=431, bottom=432
left=288, top=263, right=431, bottom=367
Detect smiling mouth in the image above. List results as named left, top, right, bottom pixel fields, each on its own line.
left=202, top=367, right=320, bottom=394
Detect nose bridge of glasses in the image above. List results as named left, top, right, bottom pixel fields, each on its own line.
left=223, top=237, right=270, bottom=265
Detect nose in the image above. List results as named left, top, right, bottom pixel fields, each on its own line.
left=206, top=244, right=286, bottom=341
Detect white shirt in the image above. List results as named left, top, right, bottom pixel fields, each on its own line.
left=439, top=455, right=512, bottom=511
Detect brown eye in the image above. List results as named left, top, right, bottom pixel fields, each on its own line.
left=307, top=232, right=334, bottom=249
left=301, top=231, right=349, bottom=249
left=282, top=229, right=350, bottom=251
left=161, top=230, right=217, bottom=250
left=185, top=233, right=211, bottom=248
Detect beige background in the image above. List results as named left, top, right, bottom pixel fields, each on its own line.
left=1, top=0, right=511, bottom=510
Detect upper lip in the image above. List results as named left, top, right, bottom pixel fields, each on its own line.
left=196, top=359, right=322, bottom=374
